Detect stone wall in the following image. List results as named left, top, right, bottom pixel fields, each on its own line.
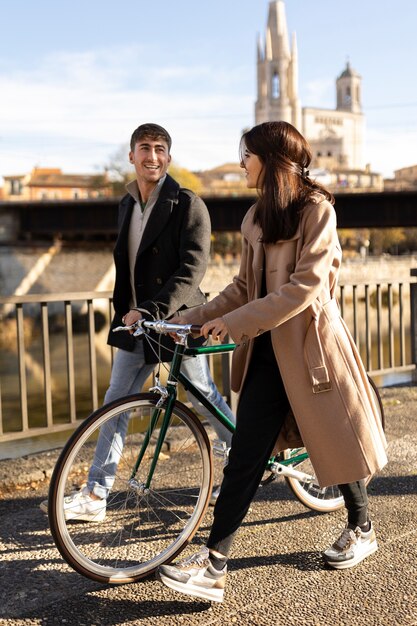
left=201, top=254, right=417, bottom=293
left=1, top=247, right=417, bottom=300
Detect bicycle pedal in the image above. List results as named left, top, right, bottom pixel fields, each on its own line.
left=260, top=473, right=277, bottom=486
left=212, top=439, right=230, bottom=462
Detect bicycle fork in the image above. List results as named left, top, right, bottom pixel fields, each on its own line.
left=128, top=342, right=186, bottom=494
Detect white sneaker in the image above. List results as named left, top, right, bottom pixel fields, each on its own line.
left=40, top=486, right=106, bottom=522
left=323, top=522, right=378, bottom=569
left=157, top=547, right=227, bottom=603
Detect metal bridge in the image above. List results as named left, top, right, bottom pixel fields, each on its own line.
left=1, top=190, right=417, bottom=241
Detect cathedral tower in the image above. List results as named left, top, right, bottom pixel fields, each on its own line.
left=255, top=1, right=364, bottom=172
left=255, top=0, right=301, bottom=129
left=336, top=61, right=362, bottom=114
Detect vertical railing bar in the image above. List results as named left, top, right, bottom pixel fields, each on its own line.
left=16, top=304, right=28, bottom=432
left=399, top=283, right=405, bottom=366
left=221, top=350, right=232, bottom=406
left=353, top=284, right=359, bottom=348
left=410, top=270, right=417, bottom=380
left=339, top=285, right=345, bottom=318
left=365, top=285, right=371, bottom=371
left=41, top=302, right=53, bottom=426
left=0, top=375, right=3, bottom=435
left=87, top=299, right=98, bottom=410
left=108, top=298, right=116, bottom=367
left=376, top=284, right=383, bottom=370
left=65, top=301, right=76, bottom=422
left=0, top=300, right=7, bottom=435
left=227, top=345, right=237, bottom=414
left=388, top=284, right=394, bottom=368
left=207, top=336, right=215, bottom=379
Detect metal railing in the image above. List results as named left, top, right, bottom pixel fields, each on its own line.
left=1, top=275, right=417, bottom=446
left=0, top=291, right=114, bottom=444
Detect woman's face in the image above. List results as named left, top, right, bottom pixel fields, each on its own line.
left=240, top=147, right=264, bottom=189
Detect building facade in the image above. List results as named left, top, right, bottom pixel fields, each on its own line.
left=255, top=1, right=367, bottom=175
left=384, top=164, right=417, bottom=191
left=196, top=163, right=253, bottom=197
left=2, top=168, right=111, bottom=201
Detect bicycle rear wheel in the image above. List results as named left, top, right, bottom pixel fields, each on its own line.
left=48, top=393, right=213, bottom=584
left=283, top=376, right=385, bottom=512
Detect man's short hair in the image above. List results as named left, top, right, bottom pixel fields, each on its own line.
left=130, top=123, right=172, bottom=152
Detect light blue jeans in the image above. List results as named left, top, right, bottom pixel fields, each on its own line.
left=87, top=340, right=235, bottom=499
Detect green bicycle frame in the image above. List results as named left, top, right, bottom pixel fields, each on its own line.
left=132, top=341, right=307, bottom=488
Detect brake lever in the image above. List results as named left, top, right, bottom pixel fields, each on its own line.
left=112, top=322, right=144, bottom=336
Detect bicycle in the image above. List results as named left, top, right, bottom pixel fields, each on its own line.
left=48, top=319, right=384, bottom=585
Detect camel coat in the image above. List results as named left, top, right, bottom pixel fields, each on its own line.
left=181, top=197, right=388, bottom=487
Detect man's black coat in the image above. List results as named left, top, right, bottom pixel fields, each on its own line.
left=107, top=174, right=211, bottom=363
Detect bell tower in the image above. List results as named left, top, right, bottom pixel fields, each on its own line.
left=255, top=1, right=301, bottom=129
left=336, top=61, right=362, bottom=114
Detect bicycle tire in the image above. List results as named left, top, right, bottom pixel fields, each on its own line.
left=283, top=375, right=385, bottom=512
left=48, top=393, right=213, bottom=584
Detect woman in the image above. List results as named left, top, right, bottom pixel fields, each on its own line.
left=157, top=121, right=387, bottom=603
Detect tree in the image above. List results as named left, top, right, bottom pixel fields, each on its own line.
left=397, top=228, right=417, bottom=254
left=369, top=228, right=406, bottom=255
left=103, top=144, right=133, bottom=197
left=168, top=163, right=202, bottom=194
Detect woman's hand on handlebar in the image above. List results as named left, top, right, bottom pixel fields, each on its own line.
left=201, top=318, right=228, bottom=342
left=164, top=315, right=228, bottom=342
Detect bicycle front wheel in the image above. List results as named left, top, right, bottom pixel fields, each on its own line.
left=48, top=393, right=213, bottom=584
left=283, top=376, right=385, bottom=512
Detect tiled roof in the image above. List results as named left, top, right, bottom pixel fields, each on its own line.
left=28, top=173, right=106, bottom=188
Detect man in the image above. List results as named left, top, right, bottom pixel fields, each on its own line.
left=41, top=123, right=235, bottom=520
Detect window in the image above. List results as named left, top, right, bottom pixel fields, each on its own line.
left=272, top=71, right=279, bottom=99
left=10, top=179, right=22, bottom=195
left=343, top=85, right=352, bottom=105
left=315, top=116, right=342, bottom=126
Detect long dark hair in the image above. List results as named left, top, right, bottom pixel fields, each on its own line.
left=240, top=121, right=334, bottom=243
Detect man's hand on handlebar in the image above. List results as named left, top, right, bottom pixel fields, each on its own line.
left=115, top=316, right=227, bottom=341
left=122, top=310, right=142, bottom=334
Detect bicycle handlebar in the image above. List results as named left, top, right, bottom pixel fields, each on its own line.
left=113, top=319, right=202, bottom=336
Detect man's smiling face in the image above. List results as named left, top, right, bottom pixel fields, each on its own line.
left=129, top=136, right=171, bottom=186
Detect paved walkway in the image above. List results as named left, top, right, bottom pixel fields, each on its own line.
left=0, top=385, right=416, bottom=626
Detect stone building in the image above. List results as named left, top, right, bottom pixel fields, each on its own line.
left=384, top=164, right=417, bottom=191
left=196, top=163, right=253, bottom=197
left=255, top=0, right=381, bottom=190
left=2, top=168, right=111, bottom=201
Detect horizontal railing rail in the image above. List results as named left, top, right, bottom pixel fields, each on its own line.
left=1, top=275, right=417, bottom=448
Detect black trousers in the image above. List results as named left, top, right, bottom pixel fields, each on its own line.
left=207, top=331, right=368, bottom=557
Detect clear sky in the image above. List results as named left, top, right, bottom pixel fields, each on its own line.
left=1, top=0, right=416, bottom=182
